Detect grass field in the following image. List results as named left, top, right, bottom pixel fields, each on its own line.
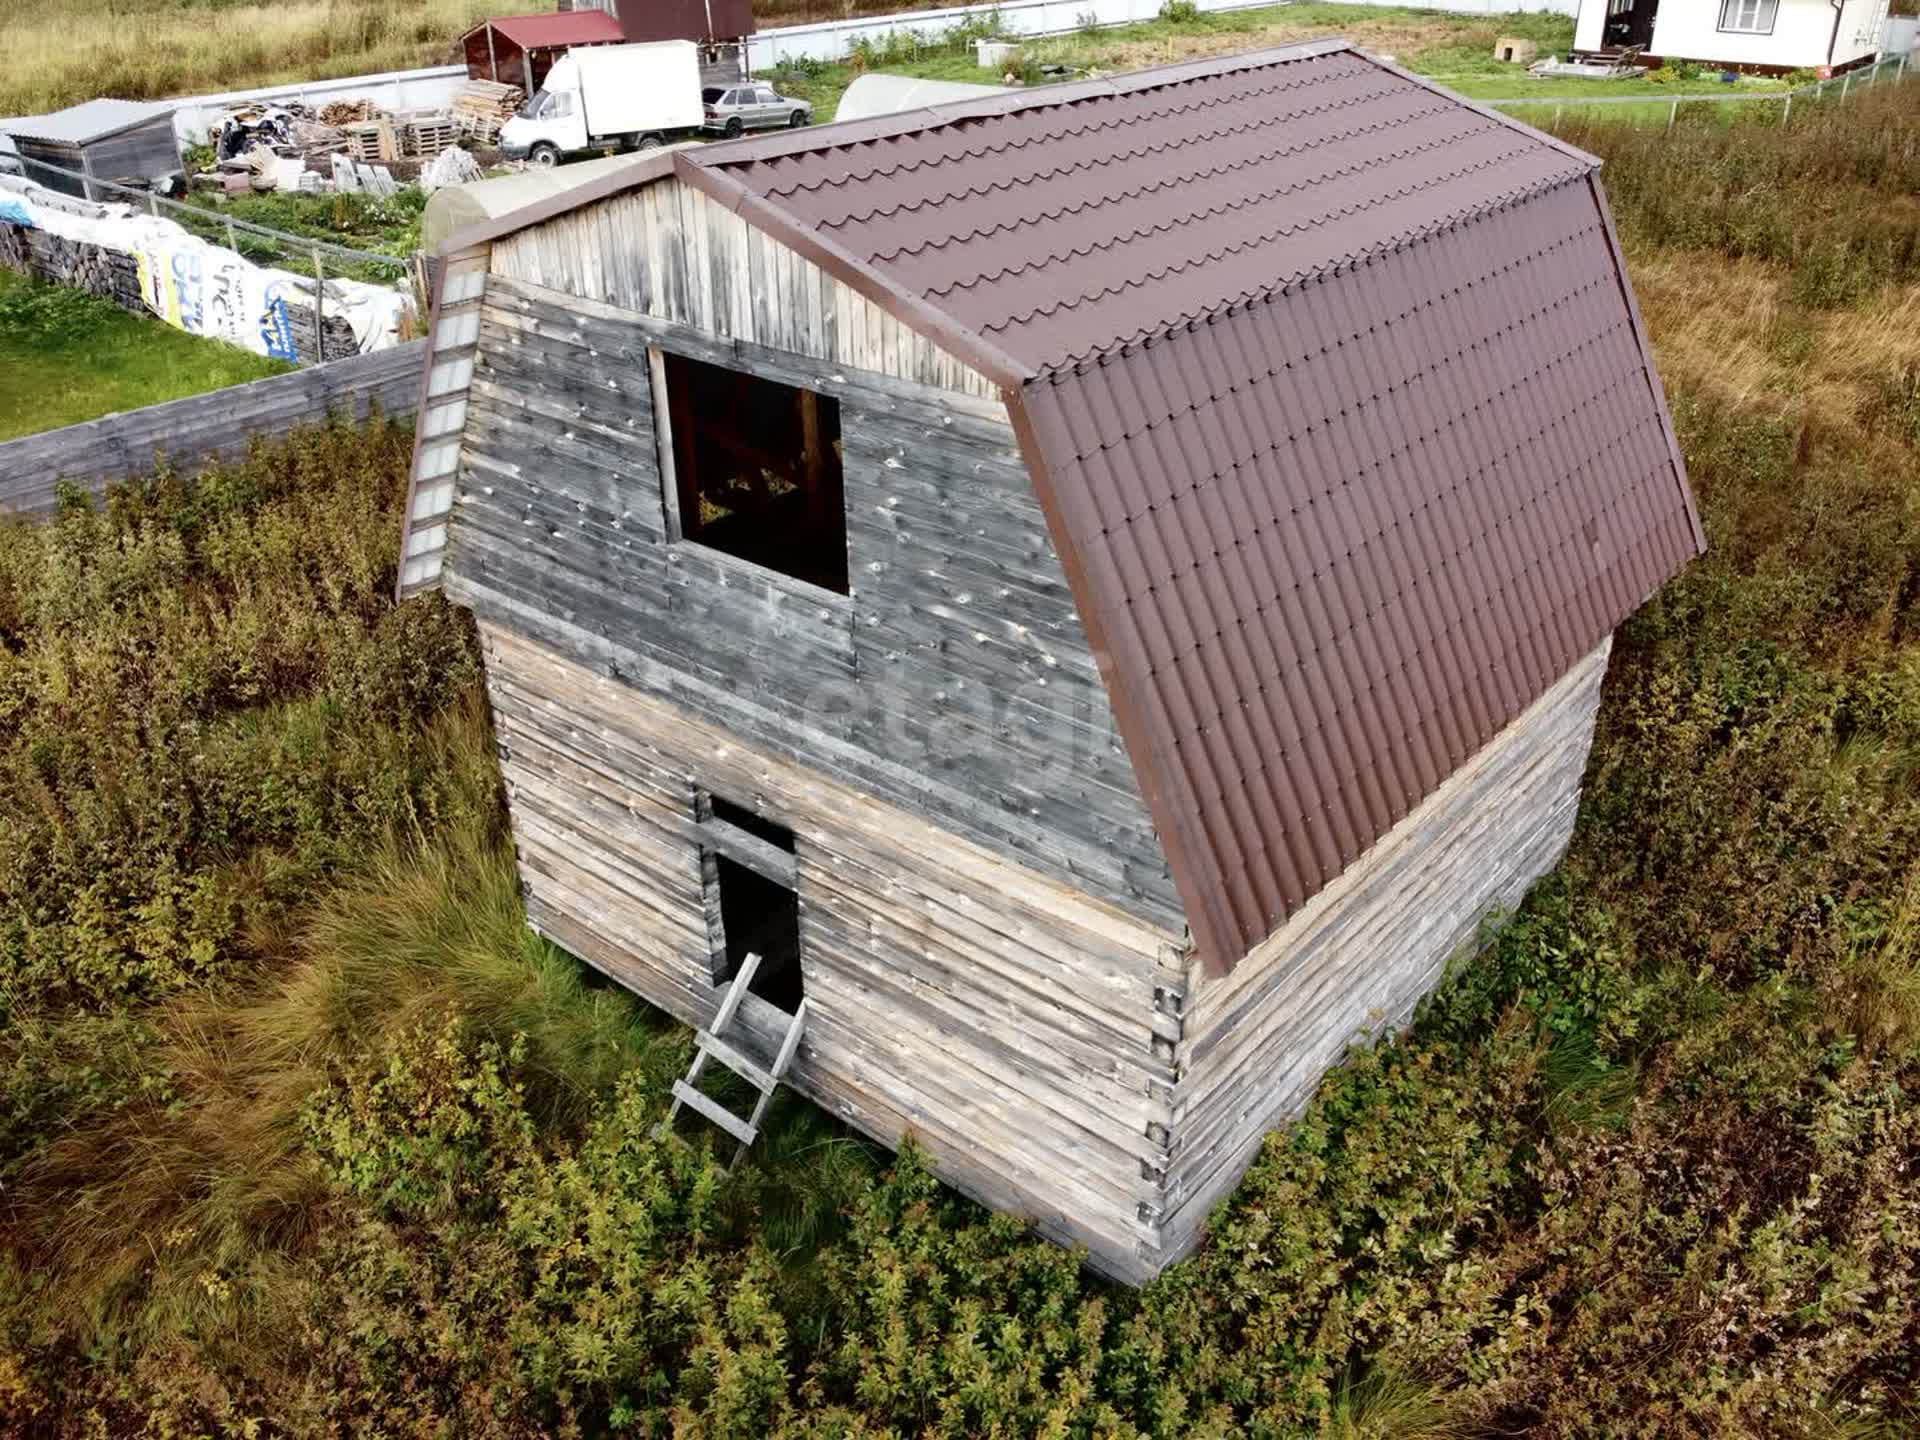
left=2, top=47, right=1919, bottom=1440
left=0, top=270, right=289, bottom=441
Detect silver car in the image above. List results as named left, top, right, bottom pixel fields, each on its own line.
left=701, top=82, right=811, bottom=137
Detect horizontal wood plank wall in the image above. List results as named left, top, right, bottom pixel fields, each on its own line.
left=1155, top=636, right=1613, bottom=1265
left=487, top=177, right=999, bottom=402
left=479, top=620, right=1187, bottom=1282
left=444, top=265, right=1180, bottom=933
left=0, top=340, right=426, bottom=517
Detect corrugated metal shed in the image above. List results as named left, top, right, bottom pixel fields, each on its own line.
left=0, top=98, right=173, bottom=147
left=449, top=39, right=1704, bottom=973
left=470, top=10, right=624, bottom=50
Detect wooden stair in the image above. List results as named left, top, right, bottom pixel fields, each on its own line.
left=657, top=951, right=809, bottom=1170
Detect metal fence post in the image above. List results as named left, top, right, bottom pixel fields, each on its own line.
left=1667, top=98, right=1678, bottom=130
left=1781, top=91, right=1791, bottom=123
left=224, top=217, right=239, bottom=255
left=312, top=246, right=326, bottom=366
left=1842, top=72, right=1852, bottom=100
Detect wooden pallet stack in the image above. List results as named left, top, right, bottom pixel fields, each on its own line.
left=450, top=80, right=523, bottom=146
left=341, top=118, right=397, bottom=164
left=400, top=113, right=456, bottom=159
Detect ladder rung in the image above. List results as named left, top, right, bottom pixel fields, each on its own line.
left=670, top=1079, right=758, bottom=1145
left=696, top=1030, right=776, bottom=1092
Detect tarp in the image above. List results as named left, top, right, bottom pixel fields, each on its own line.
left=0, top=177, right=410, bottom=357
left=831, top=73, right=1010, bottom=123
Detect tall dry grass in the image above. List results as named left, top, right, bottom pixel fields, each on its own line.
left=0, top=0, right=498, bottom=117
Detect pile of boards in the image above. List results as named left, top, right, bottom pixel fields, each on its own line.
left=449, top=81, right=523, bottom=146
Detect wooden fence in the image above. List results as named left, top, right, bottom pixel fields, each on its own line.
left=0, top=340, right=424, bottom=518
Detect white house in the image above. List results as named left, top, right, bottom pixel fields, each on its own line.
left=1574, top=0, right=1888, bottom=73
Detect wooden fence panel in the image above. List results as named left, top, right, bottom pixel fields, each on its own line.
left=0, top=340, right=425, bottom=518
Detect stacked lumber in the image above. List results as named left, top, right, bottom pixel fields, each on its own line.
left=1, top=224, right=145, bottom=312
left=450, top=80, right=522, bottom=145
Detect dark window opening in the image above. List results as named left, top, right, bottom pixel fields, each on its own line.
left=708, top=799, right=805, bottom=1014
left=662, top=350, right=849, bottom=595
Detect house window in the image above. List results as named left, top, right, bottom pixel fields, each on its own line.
left=699, top=794, right=805, bottom=1013
left=657, top=350, right=849, bottom=595
left=1718, top=0, right=1776, bottom=33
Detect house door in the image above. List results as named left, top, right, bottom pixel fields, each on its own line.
left=1603, top=0, right=1659, bottom=49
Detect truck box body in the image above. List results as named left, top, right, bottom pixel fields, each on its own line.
left=572, top=42, right=703, bottom=139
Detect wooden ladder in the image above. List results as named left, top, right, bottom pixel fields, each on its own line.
left=657, top=951, right=810, bottom=1171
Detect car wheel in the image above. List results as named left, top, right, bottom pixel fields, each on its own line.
left=636, top=132, right=663, bottom=152
left=788, top=109, right=808, bottom=127
left=724, top=116, right=743, bottom=138
left=527, top=142, right=561, bottom=169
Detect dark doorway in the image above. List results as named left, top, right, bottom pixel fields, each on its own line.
left=1603, top=0, right=1659, bottom=50
left=708, top=797, right=805, bottom=1013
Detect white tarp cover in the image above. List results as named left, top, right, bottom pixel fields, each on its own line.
left=0, top=177, right=410, bottom=358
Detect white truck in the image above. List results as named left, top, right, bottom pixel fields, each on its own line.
left=498, top=41, right=705, bottom=168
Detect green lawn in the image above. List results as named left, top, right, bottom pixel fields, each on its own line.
left=0, top=268, right=289, bottom=442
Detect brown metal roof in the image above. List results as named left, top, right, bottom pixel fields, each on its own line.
left=450, top=41, right=1704, bottom=972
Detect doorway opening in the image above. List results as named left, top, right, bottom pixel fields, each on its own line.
left=703, top=794, right=805, bottom=1014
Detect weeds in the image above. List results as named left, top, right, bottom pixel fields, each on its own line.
left=4, top=37, right=1920, bottom=1440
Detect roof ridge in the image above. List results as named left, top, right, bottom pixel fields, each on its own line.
left=748, top=61, right=1379, bottom=204
left=775, top=73, right=1420, bottom=218
left=940, top=133, right=1539, bottom=306
left=1019, top=162, right=1591, bottom=371
left=851, top=95, right=1471, bottom=263
left=686, top=37, right=1359, bottom=175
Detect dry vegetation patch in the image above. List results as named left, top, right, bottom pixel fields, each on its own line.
left=0, top=0, right=495, bottom=117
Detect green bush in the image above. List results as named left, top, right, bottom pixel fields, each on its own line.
left=1159, top=0, right=1201, bottom=22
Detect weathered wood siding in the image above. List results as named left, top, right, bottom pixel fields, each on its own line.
left=480, top=620, right=1188, bottom=1281
left=1153, top=636, right=1612, bottom=1264
left=487, top=176, right=1000, bottom=402
left=443, top=244, right=1180, bottom=932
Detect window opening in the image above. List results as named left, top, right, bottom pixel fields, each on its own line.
left=660, top=350, right=849, bottom=594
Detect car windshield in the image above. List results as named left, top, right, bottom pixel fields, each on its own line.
left=517, top=88, right=549, bottom=119
left=702, top=87, right=726, bottom=103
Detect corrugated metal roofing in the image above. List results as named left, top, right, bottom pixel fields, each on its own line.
left=450, top=39, right=1704, bottom=972
left=0, top=98, right=173, bottom=146
left=469, top=10, right=623, bottom=49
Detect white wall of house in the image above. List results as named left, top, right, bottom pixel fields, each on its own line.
left=1580, top=0, right=1888, bottom=68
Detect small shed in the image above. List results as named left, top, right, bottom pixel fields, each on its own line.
left=0, top=99, right=179, bottom=202
left=396, top=40, right=1704, bottom=1283
left=462, top=11, right=625, bottom=91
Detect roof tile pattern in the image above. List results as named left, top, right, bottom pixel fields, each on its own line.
left=710, top=49, right=1590, bottom=369
left=1022, top=180, right=1700, bottom=957
left=677, top=44, right=1702, bottom=968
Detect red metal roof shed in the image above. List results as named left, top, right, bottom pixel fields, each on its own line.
left=463, top=11, right=624, bottom=87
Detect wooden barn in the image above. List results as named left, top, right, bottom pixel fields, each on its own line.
left=0, top=99, right=180, bottom=202
left=395, top=40, right=1705, bottom=1283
